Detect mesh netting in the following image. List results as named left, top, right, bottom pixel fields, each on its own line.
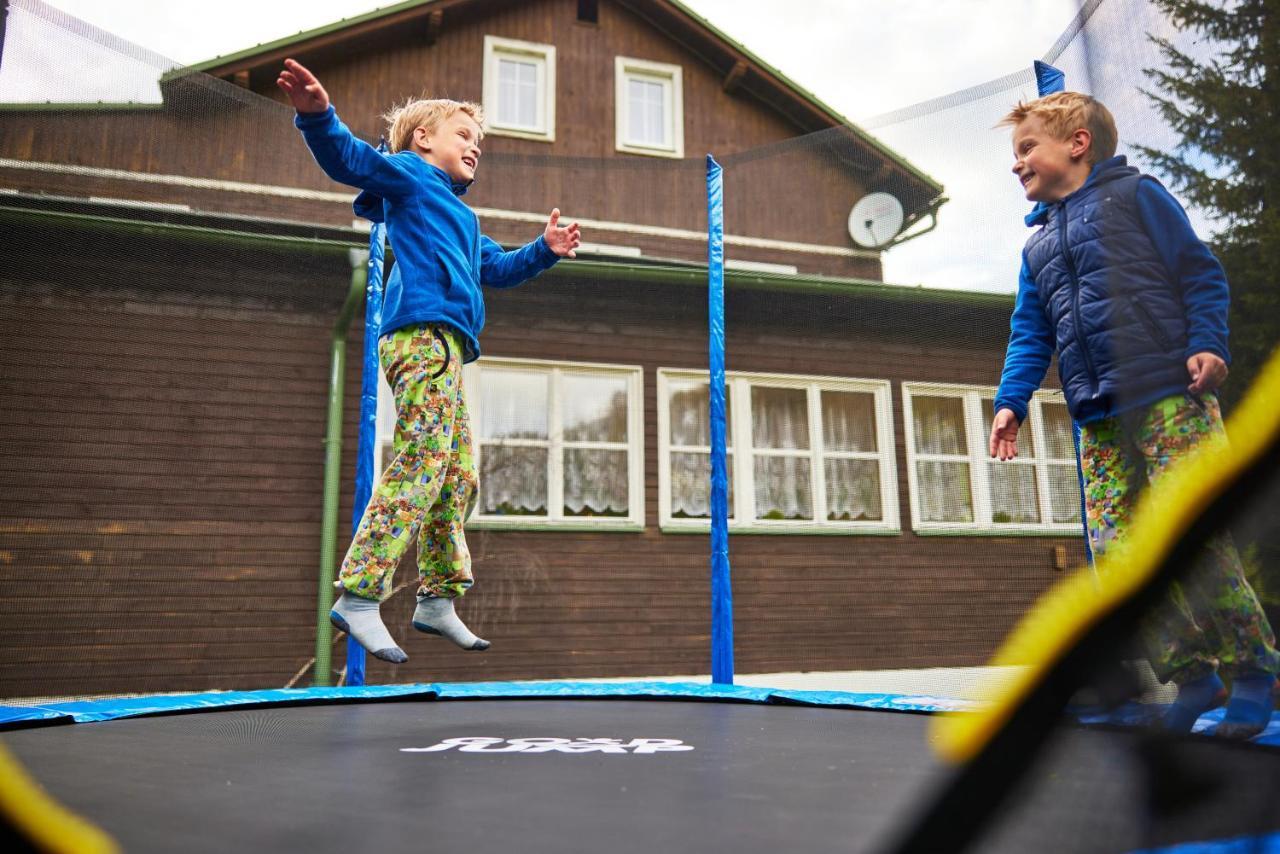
left=1, top=0, right=1277, bottom=847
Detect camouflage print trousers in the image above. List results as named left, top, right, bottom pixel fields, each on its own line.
left=336, top=323, right=478, bottom=601
left=1080, top=392, right=1279, bottom=685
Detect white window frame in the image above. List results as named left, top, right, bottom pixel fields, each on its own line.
left=482, top=35, right=556, bottom=142
left=457, top=356, right=644, bottom=531
left=657, top=368, right=899, bottom=535
left=901, top=382, right=1081, bottom=536
left=615, top=56, right=684, bottom=158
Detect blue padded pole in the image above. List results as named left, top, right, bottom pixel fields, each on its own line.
left=1071, top=421, right=1096, bottom=580
left=1032, top=62, right=1094, bottom=579
left=346, top=149, right=389, bottom=686
left=706, top=154, right=734, bottom=685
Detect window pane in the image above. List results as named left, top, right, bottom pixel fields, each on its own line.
left=1041, top=401, right=1075, bottom=459
left=497, top=57, right=538, bottom=128
left=754, top=456, right=812, bottom=521
left=912, top=396, right=967, bottom=455
left=987, top=463, right=1040, bottom=523
left=563, top=374, right=628, bottom=442
left=670, top=451, right=733, bottom=519
left=564, top=449, right=628, bottom=517
left=1048, top=463, right=1083, bottom=523
left=628, top=77, right=666, bottom=146
left=479, top=370, right=547, bottom=440
left=668, top=382, right=731, bottom=447
left=983, top=397, right=1034, bottom=457
left=480, top=446, right=547, bottom=516
left=822, top=390, right=877, bottom=452
left=752, top=386, right=809, bottom=450
left=825, top=458, right=882, bottom=522
left=916, top=461, right=973, bottom=522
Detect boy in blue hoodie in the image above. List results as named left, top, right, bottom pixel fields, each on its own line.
left=279, top=58, right=581, bottom=664
left=988, top=91, right=1277, bottom=738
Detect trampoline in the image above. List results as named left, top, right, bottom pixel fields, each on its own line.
left=6, top=682, right=1279, bottom=854
left=7, top=681, right=1280, bottom=854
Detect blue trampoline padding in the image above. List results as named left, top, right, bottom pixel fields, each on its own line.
left=0, top=681, right=979, bottom=727
left=1127, top=831, right=1280, bottom=853
left=4, top=683, right=1275, bottom=744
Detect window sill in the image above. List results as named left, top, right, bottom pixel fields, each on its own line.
left=468, top=518, right=644, bottom=533
left=659, top=521, right=902, bottom=536
left=486, top=125, right=555, bottom=143
left=615, top=141, right=684, bottom=159
left=911, top=524, right=1082, bottom=538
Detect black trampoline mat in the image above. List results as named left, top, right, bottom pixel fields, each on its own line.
left=6, top=698, right=1277, bottom=854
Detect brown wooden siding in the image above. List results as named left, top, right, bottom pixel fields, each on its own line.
left=0, top=219, right=1078, bottom=698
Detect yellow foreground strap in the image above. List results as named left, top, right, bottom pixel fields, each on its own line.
left=0, top=739, right=119, bottom=854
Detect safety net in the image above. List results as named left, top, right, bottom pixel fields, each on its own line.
left=0, top=0, right=1277, bottom=850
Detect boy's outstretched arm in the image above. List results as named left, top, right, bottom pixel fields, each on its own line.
left=990, top=255, right=1054, bottom=460
left=277, top=58, right=414, bottom=200
left=480, top=209, right=581, bottom=288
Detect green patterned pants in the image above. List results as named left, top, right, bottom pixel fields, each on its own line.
left=1080, top=392, right=1279, bottom=685
left=336, top=323, right=478, bottom=601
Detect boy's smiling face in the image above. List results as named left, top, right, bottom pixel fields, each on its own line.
left=1011, top=116, right=1092, bottom=203
left=415, top=111, right=483, bottom=185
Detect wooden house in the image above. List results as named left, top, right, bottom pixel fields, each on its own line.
left=0, top=0, right=1083, bottom=697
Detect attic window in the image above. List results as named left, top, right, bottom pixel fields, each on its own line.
left=482, top=35, right=556, bottom=142
left=577, top=0, right=598, bottom=23
left=615, top=56, right=684, bottom=158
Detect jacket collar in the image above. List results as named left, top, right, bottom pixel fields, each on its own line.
left=352, top=156, right=474, bottom=223
left=423, top=161, right=474, bottom=197
left=1025, top=155, right=1135, bottom=227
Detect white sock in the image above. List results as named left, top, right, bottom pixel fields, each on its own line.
left=413, top=595, right=490, bottom=651
left=330, top=592, right=408, bottom=663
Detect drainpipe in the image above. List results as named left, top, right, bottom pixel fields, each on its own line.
left=313, top=248, right=368, bottom=687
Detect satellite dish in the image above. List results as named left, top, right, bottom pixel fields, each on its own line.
left=847, top=192, right=904, bottom=248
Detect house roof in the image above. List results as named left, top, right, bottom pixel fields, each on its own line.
left=0, top=192, right=1009, bottom=308
left=174, top=0, right=944, bottom=202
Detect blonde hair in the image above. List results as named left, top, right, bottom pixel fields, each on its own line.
left=382, top=97, right=485, bottom=153
left=999, top=91, right=1118, bottom=164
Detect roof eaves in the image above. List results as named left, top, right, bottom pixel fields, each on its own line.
left=168, top=0, right=441, bottom=80
left=647, top=0, right=945, bottom=198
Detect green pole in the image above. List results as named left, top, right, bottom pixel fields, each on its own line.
left=313, top=249, right=368, bottom=686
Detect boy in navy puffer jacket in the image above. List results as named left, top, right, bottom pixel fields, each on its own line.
left=279, top=59, right=581, bottom=665
left=989, top=91, right=1277, bottom=739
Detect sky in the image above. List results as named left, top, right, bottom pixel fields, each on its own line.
left=1, top=0, right=1203, bottom=293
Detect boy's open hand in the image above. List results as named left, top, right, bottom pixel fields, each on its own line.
left=276, top=58, right=330, bottom=114
left=543, top=208, right=581, bottom=258
left=989, top=407, right=1020, bottom=460
left=1187, top=352, right=1228, bottom=395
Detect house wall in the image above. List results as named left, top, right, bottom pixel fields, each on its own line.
left=0, top=220, right=1079, bottom=698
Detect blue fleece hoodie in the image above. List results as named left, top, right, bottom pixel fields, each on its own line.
left=294, top=106, right=560, bottom=361
left=994, top=156, right=1230, bottom=425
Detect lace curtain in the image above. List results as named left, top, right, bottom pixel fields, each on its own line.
left=913, top=396, right=973, bottom=523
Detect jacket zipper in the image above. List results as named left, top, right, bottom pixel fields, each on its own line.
left=1058, top=200, right=1099, bottom=395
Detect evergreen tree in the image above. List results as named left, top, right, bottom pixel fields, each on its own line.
left=1136, top=0, right=1280, bottom=412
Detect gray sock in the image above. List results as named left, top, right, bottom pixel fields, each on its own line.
left=330, top=592, right=407, bottom=663
left=413, top=595, right=490, bottom=651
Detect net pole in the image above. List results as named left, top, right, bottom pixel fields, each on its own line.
left=343, top=205, right=388, bottom=687
left=706, top=154, right=734, bottom=685
left=1033, top=62, right=1095, bottom=578
left=314, top=251, right=366, bottom=687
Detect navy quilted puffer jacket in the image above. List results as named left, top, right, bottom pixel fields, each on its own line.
left=994, top=156, right=1231, bottom=424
